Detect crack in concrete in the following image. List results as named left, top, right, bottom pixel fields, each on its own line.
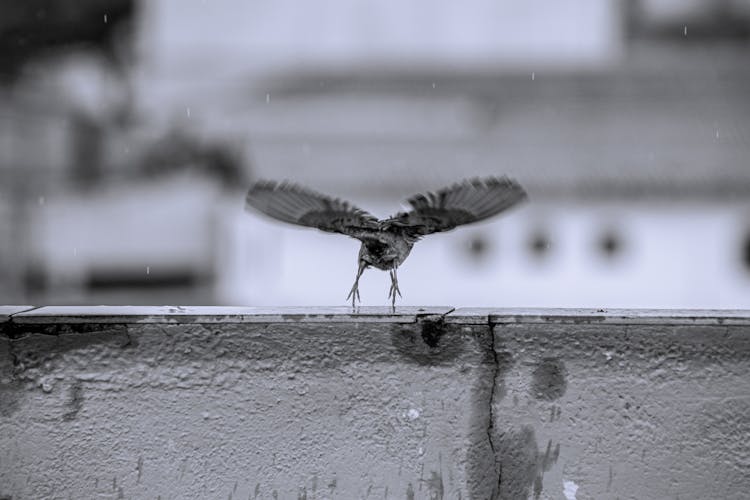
left=4, top=306, right=42, bottom=340
left=486, top=316, right=500, bottom=500
left=414, top=308, right=455, bottom=322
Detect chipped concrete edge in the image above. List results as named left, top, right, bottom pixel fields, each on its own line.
left=2, top=307, right=462, bottom=335
left=3, top=306, right=750, bottom=332
left=7, top=306, right=454, bottom=327
left=0, top=306, right=37, bottom=322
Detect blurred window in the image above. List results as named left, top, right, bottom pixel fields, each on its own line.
left=598, top=229, right=624, bottom=260
left=528, top=230, right=552, bottom=260
left=741, top=230, right=750, bottom=274
left=629, top=0, right=750, bottom=39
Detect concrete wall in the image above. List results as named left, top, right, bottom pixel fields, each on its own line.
left=1, top=306, right=749, bottom=500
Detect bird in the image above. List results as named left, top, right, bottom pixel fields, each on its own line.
left=244, top=177, right=527, bottom=308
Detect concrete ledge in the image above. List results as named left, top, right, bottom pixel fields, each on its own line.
left=2, top=307, right=750, bottom=499
left=448, top=307, right=750, bottom=325
left=0, top=306, right=35, bottom=324
left=9, top=305, right=455, bottom=325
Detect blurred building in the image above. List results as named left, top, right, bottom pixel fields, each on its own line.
left=1, top=0, right=749, bottom=307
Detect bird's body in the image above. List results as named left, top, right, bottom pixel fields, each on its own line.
left=245, top=177, right=527, bottom=307
left=358, top=231, right=413, bottom=270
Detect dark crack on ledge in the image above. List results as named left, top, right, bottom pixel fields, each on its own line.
left=487, top=317, right=501, bottom=500
left=4, top=307, right=41, bottom=340
left=415, top=308, right=455, bottom=322
left=392, top=309, right=458, bottom=366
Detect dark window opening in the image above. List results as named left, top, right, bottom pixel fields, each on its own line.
left=741, top=231, right=750, bottom=273
left=599, top=230, right=623, bottom=259
left=466, top=234, right=491, bottom=261
left=86, top=268, right=204, bottom=290
left=528, top=231, right=551, bottom=259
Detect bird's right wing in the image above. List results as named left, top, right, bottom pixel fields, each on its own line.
left=381, top=176, right=527, bottom=238
left=245, top=180, right=379, bottom=237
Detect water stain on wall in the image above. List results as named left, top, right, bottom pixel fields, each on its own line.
left=0, top=383, right=20, bottom=417
left=425, top=471, right=444, bottom=499
left=390, top=323, right=463, bottom=366
left=0, top=339, right=21, bottom=417
left=494, top=425, right=560, bottom=500
left=62, top=381, right=84, bottom=421
left=530, top=357, right=567, bottom=401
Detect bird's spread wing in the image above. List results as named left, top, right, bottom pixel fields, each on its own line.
left=382, top=176, right=527, bottom=237
left=245, top=180, right=379, bottom=236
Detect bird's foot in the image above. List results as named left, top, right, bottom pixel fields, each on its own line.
left=388, top=286, right=401, bottom=310
left=388, top=269, right=402, bottom=309
left=346, top=283, right=361, bottom=309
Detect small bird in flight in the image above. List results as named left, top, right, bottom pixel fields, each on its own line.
left=245, top=177, right=527, bottom=308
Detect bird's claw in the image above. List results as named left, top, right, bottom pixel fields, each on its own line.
left=388, top=269, right=402, bottom=309
left=346, top=284, right=361, bottom=308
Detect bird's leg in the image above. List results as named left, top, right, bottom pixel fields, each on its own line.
left=346, top=260, right=366, bottom=308
left=388, top=268, right=402, bottom=308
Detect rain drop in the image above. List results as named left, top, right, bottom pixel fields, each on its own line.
left=531, top=72, right=535, bottom=81
left=266, top=93, right=271, bottom=103
left=73, top=248, right=78, bottom=257
left=431, top=82, right=436, bottom=89
left=104, top=14, right=108, bottom=24
left=683, top=26, right=687, bottom=36
left=186, top=107, right=191, bottom=118
left=716, top=129, right=720, bottom=139
left=146, top=266, right=150, bottom=275
left=38, top=196, right=45, bottom=205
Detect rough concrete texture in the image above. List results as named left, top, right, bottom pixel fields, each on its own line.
left=1, top=306, right=496, bottom=499
left=486, top=316, right=750, bottom=500
left=1, top=307, right=749, bottom=500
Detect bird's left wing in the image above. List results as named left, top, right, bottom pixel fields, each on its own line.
left=245, top=180, right=379, bottom=236
left=381, top=176, right=527, bottom=238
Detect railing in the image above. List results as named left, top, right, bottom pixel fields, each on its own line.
left=2, top=306, right=749, bottom=499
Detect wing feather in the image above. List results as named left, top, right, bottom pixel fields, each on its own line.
left=382, top=176, right=527, bottom=237
left=245, top=180, right=379, bottom=236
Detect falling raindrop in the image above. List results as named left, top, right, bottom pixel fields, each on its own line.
left=683, top=26, right=687, bottom=36
left=716, top=129, right=720, bottom=139
left=531, top=72, right=535, bottom=81
left=431, top=82, right=436, bottom=89
left=38, top=196, right=45, bottom=205
left=186, top=107, right=191, bottom=118
left=104, top=14, right=108, bottom=24
left=266, top=93, right=271, bottom=103
left=73, top=248, right=78, bottom=257
left=146, top=266, right=150, bottom=275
